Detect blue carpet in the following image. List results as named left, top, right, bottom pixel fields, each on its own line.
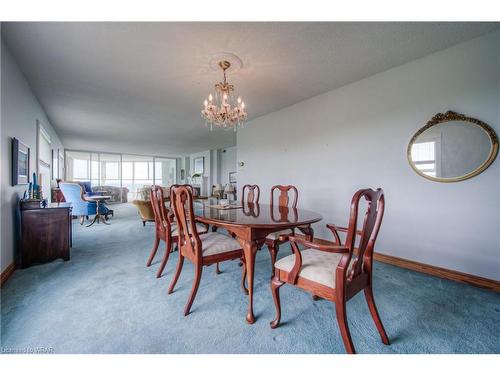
left=1, top=203, right=499, bottom=354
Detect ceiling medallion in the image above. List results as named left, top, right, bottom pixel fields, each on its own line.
left=201, top=60, right=247, bottom=131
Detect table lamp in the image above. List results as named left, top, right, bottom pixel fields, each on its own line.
left=213, top=184, right=223, bottom=199
left=224, top=183, right=236, bottom=201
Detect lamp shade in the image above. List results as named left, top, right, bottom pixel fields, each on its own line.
left=213, top=184, right=223, bottom=193
left=224, top=183, right=235, bottom=193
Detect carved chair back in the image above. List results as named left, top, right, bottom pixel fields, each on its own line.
left=241, top=184, right=260, bottom=204
left=150, top=185, right=171, bottom=235
left=270, top=185, right=298, bottom=208
left=337, top=188, right=385, bottom=285
left=270, top=185, right=299, bottom=223
left=170, top=185, right=202, bottom=263
left=169, top=184, right=193, bottom=199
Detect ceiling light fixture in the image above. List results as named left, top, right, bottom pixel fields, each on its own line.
left=201, top=60, right=247, bottom=131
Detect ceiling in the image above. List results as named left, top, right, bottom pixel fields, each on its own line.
left=2, top=22, right=499, bottom=156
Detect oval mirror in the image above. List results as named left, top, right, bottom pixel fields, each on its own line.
left=408, top=111, right=498, bottom=182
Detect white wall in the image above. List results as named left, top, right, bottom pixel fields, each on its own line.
left=188, top=150, right=212, bottom=196
left=220, top=146, right=237, bottom=186
left=1, top=37, right=64, bottom=273
left=237, top=31, right=500, bottom=281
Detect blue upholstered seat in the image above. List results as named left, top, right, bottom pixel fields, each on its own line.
left=59, top=182, right=109, bottom=218
left=80, top=181, right=97, bottom=197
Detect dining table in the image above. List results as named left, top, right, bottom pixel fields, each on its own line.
left=192, top=198, right=322, bottom=324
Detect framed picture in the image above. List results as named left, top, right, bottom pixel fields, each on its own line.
left=12, top=138, right=30, bottom=185
left=194, top=157, right=204, bottom=175
left=180, top=169, right=185, bottom=180
left=229, top=171, right=237, bottom=183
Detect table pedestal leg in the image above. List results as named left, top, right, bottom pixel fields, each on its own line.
left=242, top=240, right=259, bottom=324
left=86, top=215, right=98, bottom=227
left=86, top=201, right=110, bottom=226
left=100, top=213, right=110, bottom=225
left=298, top=225, right=314, bottom=241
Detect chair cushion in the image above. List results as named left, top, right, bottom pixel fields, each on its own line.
left=266, top=229, right=293, bottom=241
left=171, top=223, right=207, bottom=236
left=198, top=232, right=242, bottom=257
left=274, top=249, right=353, bottom=288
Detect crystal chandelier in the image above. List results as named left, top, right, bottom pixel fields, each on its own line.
left=201, top=60, right=247, bottom=131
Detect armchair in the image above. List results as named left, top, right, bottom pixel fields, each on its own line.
left=269, top=188, right=389, bottom=354
left=59, top=182, right=110, bottom=225
left=80, top=181, right=97, bottom=197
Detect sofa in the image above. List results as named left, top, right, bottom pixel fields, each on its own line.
left=92, top=185, right=129, bottom=203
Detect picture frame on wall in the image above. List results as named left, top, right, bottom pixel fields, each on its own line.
left=229, top=171, right=237, bottom=183
left=194, top=157, right=204, bottom=175
left=12, top=137, right=30, bottom=185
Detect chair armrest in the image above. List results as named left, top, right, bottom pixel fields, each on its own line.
left=326, top=224, right=362, bottom=246
left=286, top=235, right=349, bottom=254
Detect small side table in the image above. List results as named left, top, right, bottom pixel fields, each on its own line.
left=85, top=195, right=112, bottom=227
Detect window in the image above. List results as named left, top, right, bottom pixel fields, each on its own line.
left=65, top=150, right=177, bottom=199
left=105, top=162, right=119, bottom=179
left=73, top=159, right=89, bottom=179
left=411, top=141, right=437, bottom=177
left=134, top=162, right=149, bottom=180
left=122, top=162, right=133, bottom=180
left=154, top=158, right=176, bottom=187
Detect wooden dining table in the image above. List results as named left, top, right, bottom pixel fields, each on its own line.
left=192, top=198, right=322, bottom=324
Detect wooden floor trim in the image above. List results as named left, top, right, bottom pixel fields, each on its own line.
left=1, top=262, right=16, bottom=287
left=295, top=234, right=500, bottom=292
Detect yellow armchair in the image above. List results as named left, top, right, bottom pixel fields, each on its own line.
left=132, top=199, right=155, bottom=226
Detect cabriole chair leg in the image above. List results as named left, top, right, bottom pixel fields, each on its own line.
left=334, top=299, right=356, bottom=354
left=267, top=243, right=279, bottom=269
left=146, top=236, right=160, bottom=267
left=270, top=275, right=284, bottom=328
left=364, top=285, right=390, bottom=345
left=168, top=254, right=184, bottom=294
left=184, top=264, right=202, bottom=316
left=156, top=240, right=172, bottom=278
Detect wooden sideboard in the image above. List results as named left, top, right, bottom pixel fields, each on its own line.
left=19, top=202, right=72, bottom=268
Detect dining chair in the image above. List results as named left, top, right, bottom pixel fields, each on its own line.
left=269, top=188, right=389, bottom=354
left=241, top=184, right=260, bottom=204
left=266, top=185, right=299, bottom=267
left=172, top=184, right=224, bottom=275
left=168, top=185, right=247, bottom=315
left=146, top=185, right=207, bottom=278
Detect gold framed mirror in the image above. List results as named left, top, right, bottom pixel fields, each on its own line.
left=407, top=111, right=498, bottom=182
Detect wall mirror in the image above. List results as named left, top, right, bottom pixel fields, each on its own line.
left=408, top=111, right=498, bottom=182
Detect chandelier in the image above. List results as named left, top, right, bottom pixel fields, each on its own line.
left=201, top=60, right=247, bottom=131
